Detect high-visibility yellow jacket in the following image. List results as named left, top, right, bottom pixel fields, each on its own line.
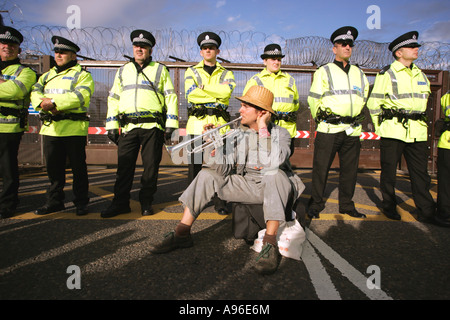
left=0, top=60, right=36, bottom=133
left=367, top=60, right=430, bottom=143
left=438, top=91, right=450, bottom=149
left=31, top=63, right=94, bottom=137
left=308, top=62, right=369, bottom=137
left=243, top=69, right=299, bottom=138
left=106, top=61, right=178, bottom=133
left=185, top=61, right=235, bottom=135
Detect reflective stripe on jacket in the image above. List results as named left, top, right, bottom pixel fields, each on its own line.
left=31, top=64, right=94, bottom=137
left=308, top=62, right=369, bottom=137
left=243, top=69, right=299, bottom=138
left=106, top=61, right=178, bottom=133
left=438, top=92, right=450, bottom=149
left=367, top=60, right=430, bottom=142
left=0, top=63, right=36, bottom=133
left=185, top=61, right=235, bottom=135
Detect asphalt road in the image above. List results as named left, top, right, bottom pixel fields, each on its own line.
left=1, top=166, right=449, bottom=305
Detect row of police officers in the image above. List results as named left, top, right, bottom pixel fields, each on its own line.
left=0, top=25, right=448, bottom=228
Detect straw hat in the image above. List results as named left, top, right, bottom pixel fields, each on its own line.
left=235, top=86, right=275, bottom=114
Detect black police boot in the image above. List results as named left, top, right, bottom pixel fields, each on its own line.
left=101, top=204, right=131, bottom=218
left=35, top=204, right=65, bottom=215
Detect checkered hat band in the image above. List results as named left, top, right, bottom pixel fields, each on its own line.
left=263, top=50, right=283, bottom=56
left=0, top=34, right=20, bottom=44
left=334, top=34, right=354, bottom=42
left=392, top=39, right=418, bottom=52
left=54, top=43, right=77, bottom=52
left=132, top=37, right=154, bottom=47
left=200, top=39, right=219, bottom=47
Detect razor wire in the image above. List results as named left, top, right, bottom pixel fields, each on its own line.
left=1, top=0, right=448, bottom=70
left=17, top=26, right=449, bottom=70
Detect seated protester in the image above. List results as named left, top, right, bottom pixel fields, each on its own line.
left=149, top=86, right=305, bottom=275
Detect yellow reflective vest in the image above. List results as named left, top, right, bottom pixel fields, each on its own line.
left=31, top=63, right=94, bottom=137
left=367, top=60, right=430, bottom=143
left=243, top=69, right=299, bottom=138
left=438, top=91, right=450, bottom=149
left=185, top=61, right=235, bottom=135
left=0, top=61, right=36, bottom=133
left=308, top=62, right=369, bottom=137
left=106, top=61, right=178, bottom=133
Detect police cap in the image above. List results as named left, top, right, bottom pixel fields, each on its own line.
left=330, top=26, right=358, bottom=45
left=130, top=29, right=155, bottom=48
left=0, top=26, right=23, bottom=44
left=389, top=31, right=421, bottom=53
left=51, top=36, right=80, bottom=53
left=197, top=32, right=221, bottom=49
left=260, top=44, right=285, bottom=59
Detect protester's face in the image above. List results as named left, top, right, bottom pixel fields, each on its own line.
left=239, top=102, right=260, bottom=126
left=0, top=41, right=20, bottom=61
left=54, top=50, right=76, bottom=66
left=264, top=57, right=282, bottom=73
left=133, top=44, right=152, bottom=64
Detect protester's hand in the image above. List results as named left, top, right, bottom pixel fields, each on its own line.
left=202, top=123, right=215, bottom=134
left=257, top=110, right=271, bottom=130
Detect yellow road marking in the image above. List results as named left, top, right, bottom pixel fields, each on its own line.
left=11, top=168, right=436, bottom=222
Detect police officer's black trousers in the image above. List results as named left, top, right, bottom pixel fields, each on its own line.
left=0, top=132, right=23, bottom=210
left=437, top=147, right=450, bottom=218
left=43, top=135, right=89, bottom=208
left=309, top=131, right=360, bottom=213
left=187, top=134, right=227, bottom=212
left=380, top=138, right=435, bottom=218
left=113, top=128, right=163, bottom=208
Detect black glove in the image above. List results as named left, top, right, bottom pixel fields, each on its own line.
left=107, top=129, right=120, bottom=145
left=164, top=127, right=175, bottom=144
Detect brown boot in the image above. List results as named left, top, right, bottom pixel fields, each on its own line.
left=254, top=242, right=281, bottom=275
left=149, top=231, right=193, bottom=254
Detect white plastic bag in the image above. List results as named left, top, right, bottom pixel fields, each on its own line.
left=251, top=212, right=306, bottom=261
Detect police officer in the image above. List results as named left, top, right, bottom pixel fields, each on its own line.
left=31, top=36, right=94, bottom=216
left=243, top=44, right=299, bottom=156
left=102, top=29, right=178, bottom=218
left=367, top=31, right=436, bottom=222
left=308, top=26, right=369, bottom=219
left=436, top=91, right=450, bottom=227
left=0, top=26, right=36, bottom=218
left=184, top=31, right=236, bottom=215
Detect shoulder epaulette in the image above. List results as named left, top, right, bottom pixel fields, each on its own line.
left=379, top=65, right=391, bottom=75
left=157, top=61, right=169, bottom=71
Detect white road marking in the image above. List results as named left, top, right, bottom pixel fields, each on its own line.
left=304, top=229, right=393, bottom=300
left=302, top=241, right=342, bottom=300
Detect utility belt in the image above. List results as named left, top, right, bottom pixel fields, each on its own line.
left=379, top=105, right=427, bottom=129
left=274, top=111, right=297, bottom=123
left=187, top=103, right=230, bottom=122
left=0, top=106, right=28, bottom=128
left=315, top=108, right=365, bottom=126
left=39, top=112, right=90, bottom=126
left=117, top=111, right=165, bottom=129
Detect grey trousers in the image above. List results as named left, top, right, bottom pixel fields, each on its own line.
left=179, top=168, right=297, bottom=223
